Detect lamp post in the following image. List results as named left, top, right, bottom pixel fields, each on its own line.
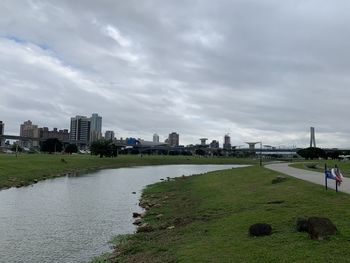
left=260, top=141, right=262, bottom=167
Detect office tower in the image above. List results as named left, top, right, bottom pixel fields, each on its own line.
left=105, top=130, right=115, bottom=141
left=168, top=132, right=179, bottom=147
left=0, top=121, right=4, bottom=136
left=0, top=121, right=4, bottom=147
left=310, top=127, right=316, bottom=148
left=153, top=133, right=159, bottom=143
left=223, top=134, right=231, bottom=150
left=20, top=120, right=39, bottom=147
left=69, top=116, right=90, bottom=144
left=90, top=113, right=102, bottom=143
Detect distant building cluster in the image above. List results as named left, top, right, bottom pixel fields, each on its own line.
left=0, top=115, right=239, bottom=154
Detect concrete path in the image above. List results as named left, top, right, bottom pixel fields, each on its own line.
left=265, top=162, right=350, bottom=194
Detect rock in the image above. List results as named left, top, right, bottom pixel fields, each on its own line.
left=137, top=223, right=154, bottom=233
left=154, top=204, right=161, bottom=208
left=156, top=214, right=163, bottom=219
left=249, top=223, right=272, bottom=237
left=133, top=212, right=142, bottom=218
left=33, top=179, right=38, bottom=184
left=160, top=178, right=164, bottom=181
left=296, top=218, right=309, bottom=232
left=167, top=226, right=175, bottom=230
left=133, top=219, right=142, bottom=225
left=272, top=176, right=287, bottom=184
left=132, top=192, right=136, bottom=194
left=307, top=217, right=337, bottom=240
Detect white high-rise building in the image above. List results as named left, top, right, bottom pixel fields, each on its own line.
left=105, top=130, right=115, bottom=141
left=153, top=133, right=159, bottom=143
left=90, top=113, right=102, bottom=143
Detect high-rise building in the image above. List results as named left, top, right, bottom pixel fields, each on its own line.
left=210, top=140, right=219, bottom=149
left=0, top=121, right=4, bottom=147
left=90, top=113, right=102, bottom=143
left=0, top=121, right=4, bottom=136
left=69, top=116, right=90, bottom=144
left=20, top=120, right=39, bottom=147
left=153, top=133, right=159, bottom=143
left=223, top=134, right=231, bottom=150
left=105, top=130, right=115, bottom=141
left=168, top=132, right=179, bottom=147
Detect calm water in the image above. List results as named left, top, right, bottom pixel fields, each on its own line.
left=0, top=164, right=245, bottom=263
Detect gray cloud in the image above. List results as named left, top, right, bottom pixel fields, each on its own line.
left=1, top=0, right=350, bottom=147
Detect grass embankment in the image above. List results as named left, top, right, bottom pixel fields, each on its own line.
left=0, top=154, right=255, bottom=189
left=99, top=165, right=350, bottom=263
left=290, top=160, right=350, bottom=177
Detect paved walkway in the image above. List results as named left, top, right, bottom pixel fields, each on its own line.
left=265, top=163, right=350, bottom=194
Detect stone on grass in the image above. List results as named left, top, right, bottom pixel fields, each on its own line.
left=167, top=226, right=175, bottom=230
left=133, top=212, right=142, bottom=218
left=307, top=217, right=337, bottom=240
left=296, top=218, right=309, bottom=232
left=133, top=219, right=142, bottom=225
left=272, top=176, right=287, bottom=184
left=249, top=223, right=272, bottom=237
left=156, top=214, right=163, bottom=219
left=137, top=223, right=154, bottom=233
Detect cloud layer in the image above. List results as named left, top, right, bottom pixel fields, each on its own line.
left=1, top=0, right=350, bottom=147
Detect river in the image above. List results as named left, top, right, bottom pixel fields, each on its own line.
left=0, top=164, right=245, bottom=263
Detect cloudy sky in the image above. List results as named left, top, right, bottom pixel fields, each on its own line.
left=1, top=0, right=350, bottom=148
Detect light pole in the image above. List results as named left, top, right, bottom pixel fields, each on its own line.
left=259, top=141, right=262, bottom=166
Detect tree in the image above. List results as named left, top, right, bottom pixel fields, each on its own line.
left=90, top=140, right=118, bottom=158
left=41, top=138, right=63, bottom=153
left=65, top=144, right=78, bottom=154
left=11, top=144, right=23, bottom=152
left=297, top=147, right=326, bottom=160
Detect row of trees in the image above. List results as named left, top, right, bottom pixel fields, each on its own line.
left=297, top=147, right=341, bottom=160
left=40, top=138, right=78, bottom=154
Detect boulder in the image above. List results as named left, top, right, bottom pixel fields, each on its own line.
left=133, top=219, right=142, bottom=225
left=132, top=212, right=142, bottom=218
left=137, top=223, right=154, bottom=233
left=296, top=218, right=309, bottom=232
left=272, top=176, right=287, bottom=184
left=156, top=214, right=163, bottom=220
left=307, top=217, right=337, bottom=240
left=249, top=223, right=272, bottom=237
left=167, top=226, right=175, bottom=230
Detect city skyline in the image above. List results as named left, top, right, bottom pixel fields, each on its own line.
left=2, top=1, right=350, bottom=147
left=0, top=116, right=323, bottom=149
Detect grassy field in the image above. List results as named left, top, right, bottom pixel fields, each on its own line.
left=94, top=165, right=350, bottom=263
left=290, top=160, right=350, bottom=177
left=0, top=154, right=256, bottom=189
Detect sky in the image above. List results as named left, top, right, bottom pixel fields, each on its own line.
left=1, top=0, right=350, bottom=148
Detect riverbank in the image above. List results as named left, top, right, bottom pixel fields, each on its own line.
left=97, top=165, right=350, bottom=262
left=0, top=154, right=256, bottom=189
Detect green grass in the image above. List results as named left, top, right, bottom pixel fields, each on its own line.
left=0, top=154, right=256, bottom=189
left=106, top=165, right=350, bottom=262
left=290, top=160, right=350, bottom=177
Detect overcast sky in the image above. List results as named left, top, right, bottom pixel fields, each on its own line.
left=1, top=0, right=350, bottom=148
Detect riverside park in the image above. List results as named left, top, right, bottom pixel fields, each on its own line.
left=2, top=154, right=350, bottom=262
